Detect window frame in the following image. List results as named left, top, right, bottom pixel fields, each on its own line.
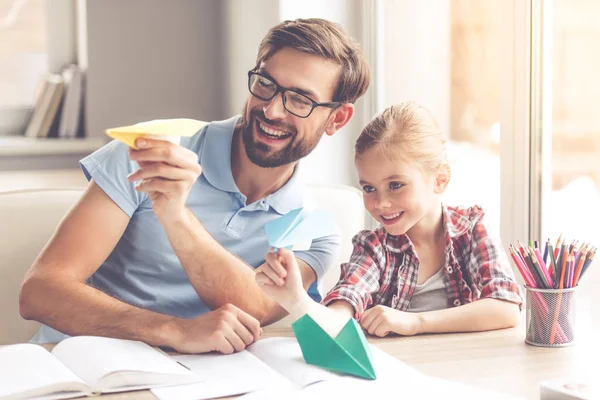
left=0, top=0, right=77, bottom=136
left=499, top=0, right=535, bottom=248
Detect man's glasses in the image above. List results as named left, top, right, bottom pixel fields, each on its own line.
left=247, top=71, right=340, bottom=118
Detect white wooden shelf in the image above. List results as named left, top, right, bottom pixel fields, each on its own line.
left=0, top=137, right=107, bottom=156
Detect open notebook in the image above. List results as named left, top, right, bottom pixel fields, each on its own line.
left=0, top=336, right=198, bottom=400
left=151, top=337, right=523, bottom=400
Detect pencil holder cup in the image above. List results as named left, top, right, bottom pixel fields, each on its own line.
left=525, top=286, right=576, bottom=347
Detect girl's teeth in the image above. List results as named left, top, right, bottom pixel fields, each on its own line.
left=382, top=212, right=401, bottom=220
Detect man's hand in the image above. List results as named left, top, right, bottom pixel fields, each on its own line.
left=360, top=305, right=422, bottom=337
left=127, top=138, right=202, bottom=219
left=168, top=304, right=262, bottom=354
left=255, top=248, right=309, bottom=314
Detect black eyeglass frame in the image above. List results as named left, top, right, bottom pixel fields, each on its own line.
left=247, top=70, right=341, bottom=118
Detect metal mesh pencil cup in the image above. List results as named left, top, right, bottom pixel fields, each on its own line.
left=525, top=286, right=576, bottom=347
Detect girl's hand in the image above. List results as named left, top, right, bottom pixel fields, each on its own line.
left=360, top=305, right=423, bottom=337
left=255, top=248, right=308, bottom=313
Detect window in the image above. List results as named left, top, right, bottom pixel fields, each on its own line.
left=0, top=0, right=48, bottom=135
left=0, top=0, right=76, bottom=137
left=533, top=0, right=600, bottom=289
left=383, top=0, right=503, bottom=235
left=544, top=0, right=600, bottom=246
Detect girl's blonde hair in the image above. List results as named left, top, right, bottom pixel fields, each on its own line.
left=355, top=102, right=448, bottom=173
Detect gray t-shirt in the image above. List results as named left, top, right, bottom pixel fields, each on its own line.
left=408, top=267, right=449, bottom=312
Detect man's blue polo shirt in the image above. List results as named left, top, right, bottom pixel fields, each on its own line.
left=32, top=116, right=340, bottom=343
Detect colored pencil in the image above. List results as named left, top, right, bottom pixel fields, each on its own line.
left=533, top=247, right=553, bottom=288
left=548, top=243, right=558, bottom=286
left=572, top=247, right=588, bottom=287
left=509, top=246, right=536, bottom=287
left=579, top=248, right=596, bottom=280
left=525, top=248, right=547, bottom=288
left=512, top=235, right=594, bottom=345
left=554, top=233, right=564, bottom=260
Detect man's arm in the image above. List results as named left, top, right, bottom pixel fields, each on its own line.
left=19, top=182, right=172, bottom=342
left=19, top=181, right=260, bottom=353
left=161, top=207, right=316, bottom=325
left=128, top=138, right=319, bottom=325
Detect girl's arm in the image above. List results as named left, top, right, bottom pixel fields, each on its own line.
left=417, top=298, right=520, bottom=333
left=258, top=230, right=386, bottom=337
left=362, top=208, right=522, bottom=338
left=360, top=294, right=519, bottom=338
left=256, top=248, right=354, bottom=337
left=423, top=207, right=522, bottom=333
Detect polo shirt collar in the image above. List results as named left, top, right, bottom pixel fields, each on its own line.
left=199, top=115, right=305, bottom=214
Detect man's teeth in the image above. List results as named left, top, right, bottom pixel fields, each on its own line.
left=259, top=122, right=288, bottom=137
left=381, top=212, right=401, bottom=220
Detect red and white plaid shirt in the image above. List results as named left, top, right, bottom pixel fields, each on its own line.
left=322, top=205, right=523, bottom=318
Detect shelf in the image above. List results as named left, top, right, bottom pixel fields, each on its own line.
left=0, top=137, right=107, bottom=157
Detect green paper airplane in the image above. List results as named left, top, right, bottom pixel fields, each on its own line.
left=292, top=314, right=377, bottom=380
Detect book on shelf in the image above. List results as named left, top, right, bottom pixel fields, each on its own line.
left=0, top=336, right=198, bottom=400
left=58, top=64, right=85, bottom=139
left=23, top=65, right=85, bottom=140
left=23, top=73, right=64, bottom=139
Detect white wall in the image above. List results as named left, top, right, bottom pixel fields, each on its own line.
left=82, top=0, right=228, bottom=138
left=72, top=1, right=370, bottom=189
left=279, top=0, right=368, bottom=188
left=222, top=0, right=280, bottom=116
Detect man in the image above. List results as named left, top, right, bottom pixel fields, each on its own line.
left=19, top=18, right=370, bottom=354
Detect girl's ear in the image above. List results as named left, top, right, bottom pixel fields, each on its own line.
left=434, top=164, right=451, bottom=194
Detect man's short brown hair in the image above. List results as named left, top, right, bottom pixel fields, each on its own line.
left=255, top=18, right=370, bottom=105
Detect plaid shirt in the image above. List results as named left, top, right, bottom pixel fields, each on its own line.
left=322, top=205, right=523, bottom=318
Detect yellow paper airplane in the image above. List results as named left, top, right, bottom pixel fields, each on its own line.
left=105, top=118, right=208, bottom=149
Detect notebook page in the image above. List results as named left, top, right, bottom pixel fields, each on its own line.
left=51, top=336, right=196, bottom=392
left=247, top=337, right=341, bottom=388
left=0, top=344, right=88, bottom=400
left=151, top=350, right=289, bottom=400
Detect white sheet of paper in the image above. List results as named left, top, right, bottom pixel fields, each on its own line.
left=151, top=351, right=287, bottom=400
left=247, top=337, right=341, bottom=388
left=238, top=385, right=302, bottom=400
left=153, top=337, right=521, bottom=400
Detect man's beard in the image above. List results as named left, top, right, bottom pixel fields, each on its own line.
left=240, top=107, right=325, bottom=168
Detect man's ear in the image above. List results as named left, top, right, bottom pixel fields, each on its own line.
left=324, top=104, right=354, bottom=136
left=434, top=163, right=451, bottom=194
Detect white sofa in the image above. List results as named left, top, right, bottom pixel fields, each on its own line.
left=0, top=183, right=366, bottom=344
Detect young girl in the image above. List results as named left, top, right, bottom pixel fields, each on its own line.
left=256, top=102, right=523, bottom=337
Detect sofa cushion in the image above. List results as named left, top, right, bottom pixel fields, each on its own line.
left=0, top=189, right=83, bottom=344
